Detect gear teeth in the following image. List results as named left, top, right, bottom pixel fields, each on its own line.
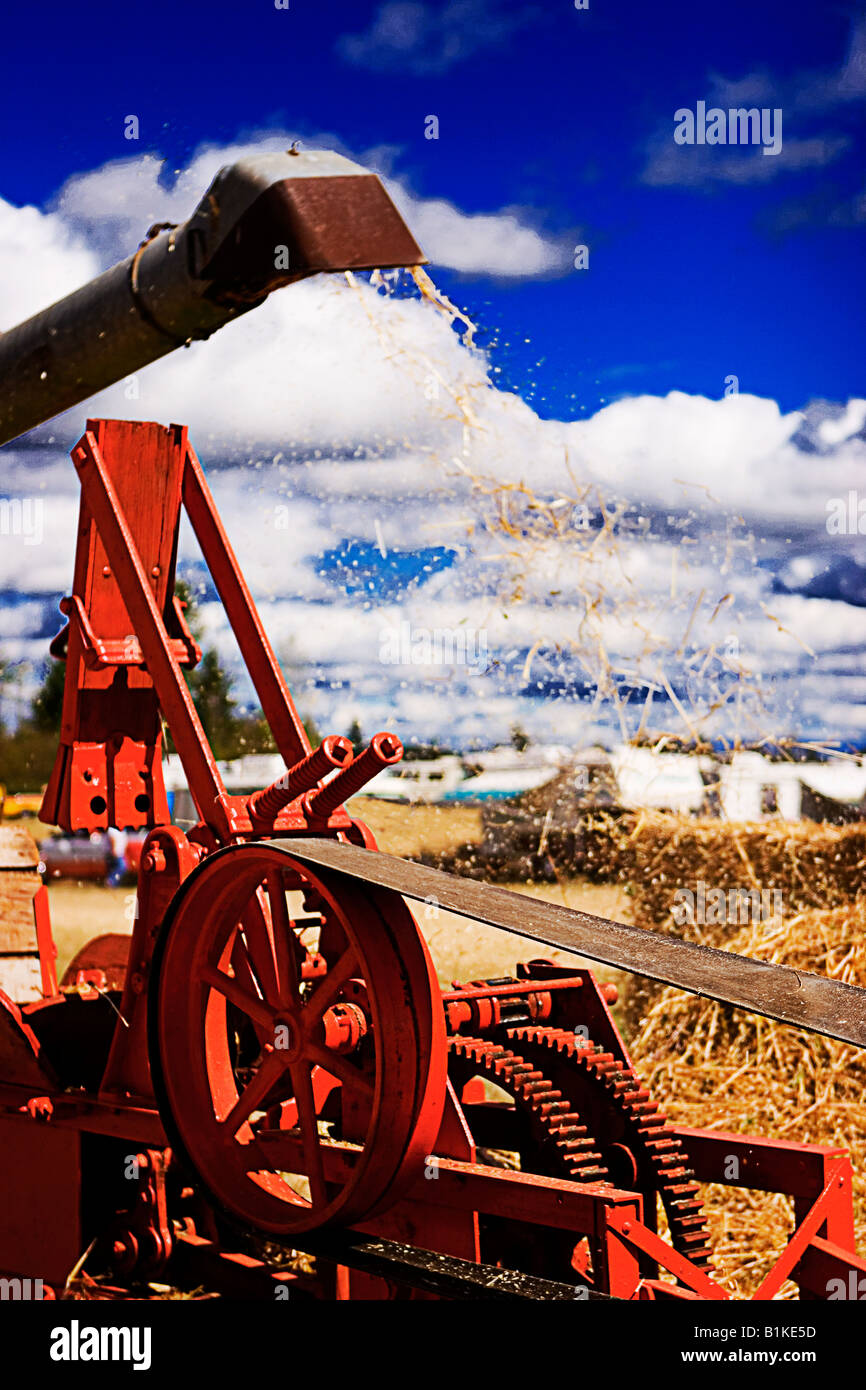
left=448, top=1035, right=614, bottom=1191
left=452, top=1024, right=715, bottom=1276
left=523, top=1079, right=557, bottom=1095
left=501, top=1023, right=715, bottom=1277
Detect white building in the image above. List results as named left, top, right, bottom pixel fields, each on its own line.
left=720, top=752, right=866, bottom=821
left=611, top=745, right=709, bottom=815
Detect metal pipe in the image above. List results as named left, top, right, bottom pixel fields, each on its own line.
left=0, top=149, right=424, bottom=447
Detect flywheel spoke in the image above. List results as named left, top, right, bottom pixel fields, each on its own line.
left=305, top=1041, right=375, bottom=1100
left=221, top=1048, right=289, bottom=1135
left=201, top=963, right=275, bottom=1031
left=290, top=1060, right=328, bottom=1207
left=238, top=897, right=281, bottom=1006
left=229, top=929, right=270, bottom=1020
left=304, top=945, right=359, bottom=1026
left=265, top=867, right=303, bottom=1010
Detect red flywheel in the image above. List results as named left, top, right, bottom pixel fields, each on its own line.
left=148, top=842, right=446, bottom=1234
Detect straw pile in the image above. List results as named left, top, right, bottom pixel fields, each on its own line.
left=615, top=812, right=866, bottom=929
left=630, top=900, right=866, bottom=1298
left=581, top=811, right=866, bottom=1030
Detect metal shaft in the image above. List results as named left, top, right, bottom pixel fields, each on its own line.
left=0, top=149, right=425, bottom=447
left=304, top=733, right=403, bottom=818
left=249, top=736, right=353, bottom=821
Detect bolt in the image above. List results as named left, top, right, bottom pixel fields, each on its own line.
left=142, top=847, right=166, bottom=874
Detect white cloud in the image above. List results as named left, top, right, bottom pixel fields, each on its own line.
left=336, top=0, right=539, bottom=75
left=705, top=18, right=866, bottom=117
left=641, top=17, right=865, bottom=194
left=387, top=182, right=568, bottom=277
left=53, top=136, right=565, bottom=283
left=798, top=16, right=866, bottom=110
left=642, top=132, right=850, bottom=188
left=0, top=197, right=99, bottom=329
left=2, top=139, right=865, bottom=747
left=817, top=399, right=866, bottom=447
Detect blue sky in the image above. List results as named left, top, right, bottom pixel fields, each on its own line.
left=1, top=1, right=865, bottom=751
left=2, top=0, right=864, bottom=415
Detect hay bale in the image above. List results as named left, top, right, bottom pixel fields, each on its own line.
left=617, top=812, right=866, bottom=931
left=630, top=902, right=866, bottom=1297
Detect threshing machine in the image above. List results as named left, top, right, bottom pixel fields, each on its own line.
left=1, top=150, right=865, bottom=1301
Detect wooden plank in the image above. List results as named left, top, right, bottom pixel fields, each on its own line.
left=0, top=826, right=39, bottom=870
left=0, top=871, right=40, bottom=951
left=0, top=956, right=42, bottom=1004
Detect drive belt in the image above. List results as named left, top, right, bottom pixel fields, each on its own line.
left=273, top=838, right=866, bottom=1048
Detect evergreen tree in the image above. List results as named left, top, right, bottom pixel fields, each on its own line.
left=31, top=660, right=66, bottom=732
left=0, top=655, right=60, bottom=791
left=187, top=648, right=240, bottom=758
left=302, top=714, right=321, bottom=747
left=0, top=652, right=12, bottom=734
left=174, top=580, right=320, bottom=759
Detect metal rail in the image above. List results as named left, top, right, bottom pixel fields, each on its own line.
left=269, top=1230, right=608, bottom=1301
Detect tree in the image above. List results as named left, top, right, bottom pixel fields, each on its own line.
left=187, top=648, right=241, bottom=758
left=174, top=580, right=319, bottom=760
left=346, top=718, right=364, bottom=756
left=31, top=660, right=66, bottom=732
left=402, top=740, right=455, bottom=761
left=0, top=655, right=61, bottom=792
left=0, top=651, right=13, bottom=735
left=168, top=581, right=243, bottom=758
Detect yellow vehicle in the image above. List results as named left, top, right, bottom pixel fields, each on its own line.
left=0, top=785, right=45, bottom=819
